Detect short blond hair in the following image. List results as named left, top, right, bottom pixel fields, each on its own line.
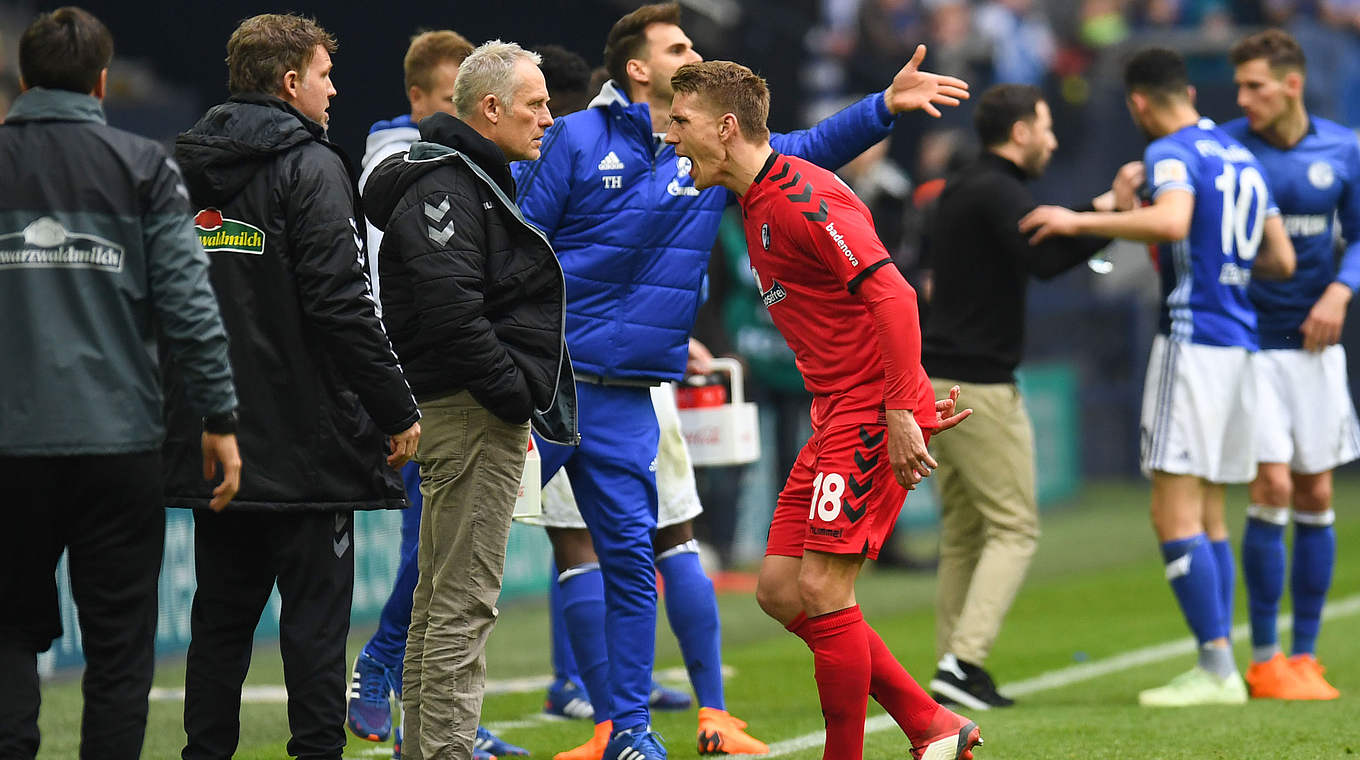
left=452, top=40, right=541, bottom=119
left=404, top=29, right=474, bottom=93
left=670, top=60, right=770, bottom=142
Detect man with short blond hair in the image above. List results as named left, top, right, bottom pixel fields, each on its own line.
left=516, top=4, right=967, bottom=757
left=364, top=40, right=575, bottom=760
left=169, top=12, right=421, bottom=759
left=665, top=58, right=980, bottom=760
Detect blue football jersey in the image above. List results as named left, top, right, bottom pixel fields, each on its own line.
left=1145, top=118, right=1278, bottom=349
left=1222, top=115, right=1360, bottom=349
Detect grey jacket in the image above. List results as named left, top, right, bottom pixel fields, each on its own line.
left=0, top=88, right=236, bottom=456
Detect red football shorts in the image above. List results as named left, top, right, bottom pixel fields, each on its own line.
left=766, top=420, right=911, bottom=560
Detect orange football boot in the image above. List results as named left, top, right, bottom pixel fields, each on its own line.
left=910, top=707, right=982, bottom=760
left=554, top=720, right=612, bottom=760
left=1288, top=654, right=1341, bottom=700
left=696, top=707, right=769, bottom=755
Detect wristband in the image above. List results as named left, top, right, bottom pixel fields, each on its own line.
left=203, top=409, right=239, bottom=435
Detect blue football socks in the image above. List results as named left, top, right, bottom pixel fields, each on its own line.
left=657, top=540, right=723, bottom=710
left=1291, top=510, right=1336, bottom=657
left=1161, top=534, right=1227, bottom=646
left=560, top=563, right=611, bottom=720
left=1242, top=504, right=1288, bottom=662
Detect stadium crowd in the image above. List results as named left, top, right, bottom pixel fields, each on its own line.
left=0, top=3, right=1354, bottom=760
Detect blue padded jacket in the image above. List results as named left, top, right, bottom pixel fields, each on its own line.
left=513, top=81, right=896, bottom=382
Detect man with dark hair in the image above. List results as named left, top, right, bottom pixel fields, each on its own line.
left=0, top=7, right=240, bottom=759
left=665, top=58, right=980, bottom=760
left=167, top=13, right=421, bottom=759
left=536, top=44, right=593, bottom=116
left=364, top=39, right=575, bottom=760
left=1223, top=27, right=1360, bottom=701
left=920, top=83, right=1119, bottom=710
left=1022, top=46, right=1296, bottom=706
left=515, top=2, right=966, bottom=757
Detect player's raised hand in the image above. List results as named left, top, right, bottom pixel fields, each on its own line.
left=883, top=44, right=970, bottom=118
left=1019, top=205, right=1081, bottom=244
left=1111, top=161, right=1145, bottom=211
left=885, top=408, right=936, bottom=489
left=1301, top=282, right=1352, bottom=351
left=933, top=385, right=973, bottom=433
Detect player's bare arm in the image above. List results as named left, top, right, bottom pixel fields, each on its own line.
left=1091, top=161, right=1145, bottom=212
left=1020, top=189, right=1193, bottom=244
left=1252, top=214, right=1297, bottom=282
left=1300, top=282, right=1353, bottom=351
left=882, top=44, right=970, bottom=118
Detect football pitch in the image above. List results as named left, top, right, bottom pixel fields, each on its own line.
left=36, top=478, right=1360, bottom=759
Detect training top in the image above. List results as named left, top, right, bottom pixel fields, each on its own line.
left=738, top=152, right=936, bottom=432
left=1145, top=118, right=1278, bottom=349
left=1222, top=115, right=1360, bottom=349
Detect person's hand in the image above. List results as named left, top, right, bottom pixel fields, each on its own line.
left=1300, top=282, right=1352, bottom=351
left=932, top=385, right=973, bottom=433
left=883, top=44, right=970, bottom=117
left=1112, top=161, right=1145, bottom=212
left=885, top=408, right=936, bottom=489
left=685, top=337, right=714, bottom=377
left=388, top=421, right=421, bottom=469
left=1019, top=205, right=1082, bottom=244
left=201, top=432, right=242, bottom=512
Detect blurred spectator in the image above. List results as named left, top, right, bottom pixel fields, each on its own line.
left=975, top=0, right=1057, bottom=84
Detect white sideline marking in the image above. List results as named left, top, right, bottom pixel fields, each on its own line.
left=748, top=594, right=1360, bottom=758
left=147, top=665, right=731, bottom=706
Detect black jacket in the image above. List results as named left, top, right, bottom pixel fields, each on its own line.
left=923, top=152, right=1110, bottom=383
left=163, top=94, right=419, bottom=511
left=364, top=113, right=576, bottom=444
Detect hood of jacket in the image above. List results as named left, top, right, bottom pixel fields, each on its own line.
left=363, top=112, right=513, bottom=232
left=362, top=114, right=419, bottom=168
left=174, top=94, right=322, bottom=207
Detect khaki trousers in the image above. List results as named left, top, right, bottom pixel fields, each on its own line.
left=402, top=391, right=529, bottom=760
left=930, top=378, right=1039, bottom=665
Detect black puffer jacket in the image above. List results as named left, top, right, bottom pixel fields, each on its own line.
left=162, top=94, right=419, bottom=511
left=364, top=113, right=576, bottom=444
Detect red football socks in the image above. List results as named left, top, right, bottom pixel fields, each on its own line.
left=865, top=623, right=940, bottom=740
left=786, top=607, right=941, bottom=755
left=789, top=606, right=872, bottom=760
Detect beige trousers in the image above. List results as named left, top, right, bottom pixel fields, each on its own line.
left=929, top=378, right=1039, bottom=666
left=402, top=391, right=529, bottom=760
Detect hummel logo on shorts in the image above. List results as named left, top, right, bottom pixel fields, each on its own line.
left=598, top=151, right=625, bottom=171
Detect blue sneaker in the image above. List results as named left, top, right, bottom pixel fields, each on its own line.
left=348, top=652, right=395, bottom=741
left=648, top=680, right=692, bottom=711
left=603, top=727, right=667, bottom=760
left=476, top=725, right=529, bottom=756
left=544, top=678, right=595, bottom=720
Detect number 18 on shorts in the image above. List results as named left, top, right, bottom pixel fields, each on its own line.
left=766, top=422, right=908, bottom=560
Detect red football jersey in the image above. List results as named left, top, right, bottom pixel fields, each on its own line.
left=739, top=152, right=935, bottom=431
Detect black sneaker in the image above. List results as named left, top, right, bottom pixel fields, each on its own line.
left=929, top=653, right=1015, bottom=710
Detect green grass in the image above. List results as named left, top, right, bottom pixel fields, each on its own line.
left=36, top=478, right=1360, bottom=759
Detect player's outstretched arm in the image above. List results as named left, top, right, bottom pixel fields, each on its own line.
left=883, top=44, right=970, bottom=118
left=1020, top=189, right=1193, bottom=244
left=1253, top=214, right=1296, bottom=282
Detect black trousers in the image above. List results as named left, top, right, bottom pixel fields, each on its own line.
left=182, top=509, right=354, bottom=760
left=0, top=452, right=164, bottom=760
